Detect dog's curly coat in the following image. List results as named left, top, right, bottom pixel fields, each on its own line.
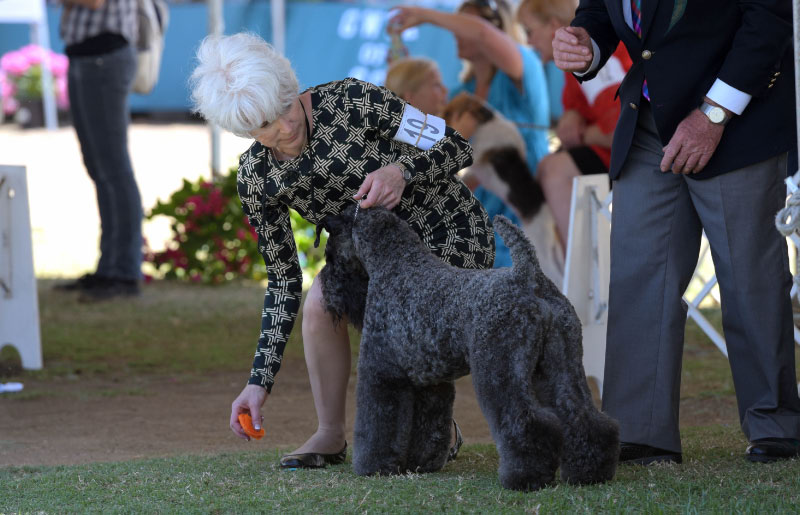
left=318, top=204, right=619, bottom=491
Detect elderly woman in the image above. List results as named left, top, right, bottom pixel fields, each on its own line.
left=190, top=33, right=494, bottom=469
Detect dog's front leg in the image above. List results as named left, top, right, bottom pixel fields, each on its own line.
left=405, top=381, right=455, bottom=473
left=352, top=367, right=415, bottom=476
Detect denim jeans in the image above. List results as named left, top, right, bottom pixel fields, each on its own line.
left=67, top=44, right=142, bottom=280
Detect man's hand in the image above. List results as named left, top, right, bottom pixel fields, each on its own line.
left=354, top=164, right=406, bottom=209
left=552, top=27, right=593, bottom=73
left=230, top=384, right=268, bottom=441
left=660, top=110, right=724, bottom=174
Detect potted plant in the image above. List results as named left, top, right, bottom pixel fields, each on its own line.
left=144, top=169, right=327, bottom=286
left=0, top=44, right=69, bottom=128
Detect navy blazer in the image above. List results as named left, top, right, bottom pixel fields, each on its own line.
left=572, top=0, right=795, bottom=180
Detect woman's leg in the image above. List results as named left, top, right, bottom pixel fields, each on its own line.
left=290, top=277, right=351, bottom=454
left=537, top=152, right=581, bottom=251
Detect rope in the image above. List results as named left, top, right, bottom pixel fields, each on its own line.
left=776, top=188, right=800, bottom=236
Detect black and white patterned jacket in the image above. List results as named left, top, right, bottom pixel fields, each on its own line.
left=237, top=78, right=494, bottom=392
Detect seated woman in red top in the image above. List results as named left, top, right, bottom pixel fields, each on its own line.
left=517, top=0, right=631, bottom=251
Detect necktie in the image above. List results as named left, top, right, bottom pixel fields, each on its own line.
left=631, top=0, right=650, bottom=101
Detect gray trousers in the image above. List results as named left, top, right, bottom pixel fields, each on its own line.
left=603, top=102, right=800, bottom=452
left=67, top=44, right=142, bottom=280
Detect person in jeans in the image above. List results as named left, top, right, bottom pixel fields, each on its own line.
left=55, top=0, right=142, bottom=301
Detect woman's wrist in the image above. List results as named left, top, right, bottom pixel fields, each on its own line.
left=582, top=124, right=614, bottom=148
left=392, top=161, right=412, bottom=184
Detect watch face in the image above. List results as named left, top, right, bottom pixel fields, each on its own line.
left=403, top=169, right=412, bottom=181
left=708, top=107, right=725, bottom=124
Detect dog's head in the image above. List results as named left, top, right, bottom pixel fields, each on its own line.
left=442, top=92, right=495, bottom=140
left=317, top=204, right=368, bottom=329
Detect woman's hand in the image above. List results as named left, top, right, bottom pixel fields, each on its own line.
left=582, top=124, right=614, bottom=149
left=354, top=164, right=406, bottom=209
left=556, top=110, right=586, bottom=149
left=388, top=6, right=430, bottom=33
left=230, top=384, right=268, bottom=440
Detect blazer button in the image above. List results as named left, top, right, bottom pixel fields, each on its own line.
left=641, top=50, right=653, bottom=60
left=629, top=102, right=638, bottom=110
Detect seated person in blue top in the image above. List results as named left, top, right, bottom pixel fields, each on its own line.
left=389, top=0, right=550, bottom=268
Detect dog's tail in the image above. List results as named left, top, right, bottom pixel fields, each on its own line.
left=493, top=215, right=541, bottom=282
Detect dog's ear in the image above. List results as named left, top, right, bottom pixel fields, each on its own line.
left=314, top=223, right=326, bottom=248
left=316, top=214, right=339, bottom=248
left=317, top=211, right=354, bottom=248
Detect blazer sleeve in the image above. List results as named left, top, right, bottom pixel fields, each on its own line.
left=716, top=1, right=792, bottom=97
left=340, top=78, right=474, bottom=184
left=570, top=0, right=621, bottom=82
left=238, top=145, right=303, bottom=393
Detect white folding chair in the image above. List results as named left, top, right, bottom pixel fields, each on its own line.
left=0, top=165, right=42, bottom=370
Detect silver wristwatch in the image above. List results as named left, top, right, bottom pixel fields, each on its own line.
left=395, top=162, right=412, bottom=183
left=700, top=102, right=731, bottom=125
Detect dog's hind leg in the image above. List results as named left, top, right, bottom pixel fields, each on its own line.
left=405, top=381, right=455, bottom=473
left=471, top=365, right=563, bottom=491
left=352, top=368, right=415, bottom=477
left=538, top=328, right=619, bottom=485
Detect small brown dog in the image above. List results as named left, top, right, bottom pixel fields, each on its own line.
left=444, top=93, right=564, bottom=286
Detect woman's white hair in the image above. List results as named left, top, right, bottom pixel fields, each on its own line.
left=189, top=33, right=299, bottom=138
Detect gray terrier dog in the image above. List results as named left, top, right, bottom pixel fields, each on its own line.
left=318, top=204, right=619, bottom=491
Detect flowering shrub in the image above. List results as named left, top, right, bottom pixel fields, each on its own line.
left=145, top=169, right=327, bottom=285
left=1, top=44, right=69, bottom=116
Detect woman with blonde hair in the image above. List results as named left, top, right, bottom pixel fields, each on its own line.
left=384, top=57, right=449, bottom=117
left=190, top=33, right=493, bottom=469
left=389, top=0, right=550, bottom=268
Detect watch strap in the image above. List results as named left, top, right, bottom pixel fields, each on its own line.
left=700, top=101, right=731, bottom=125
left=395, top=161, right=412, bottom=183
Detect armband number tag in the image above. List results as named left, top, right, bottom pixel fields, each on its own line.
left=393, top=104, right=446, bottom=151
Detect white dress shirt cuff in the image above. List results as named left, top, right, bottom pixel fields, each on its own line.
left=706, top=79, right=751, bottom=115
left=574, top=38, right=601, bottom=77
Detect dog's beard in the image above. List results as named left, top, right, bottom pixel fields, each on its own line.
left=319, top=250, right=368, bottom=330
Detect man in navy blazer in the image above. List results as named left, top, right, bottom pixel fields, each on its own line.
left=553, top=0, right=800, bottom=464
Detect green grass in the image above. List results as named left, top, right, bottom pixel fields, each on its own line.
left=32, top=280, right=277, bottom=378
left=7, top=280, right=359, bottom=381
left=2, top=280, right=800, bottom=512
left=2, top=435, right=800, bottom=513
